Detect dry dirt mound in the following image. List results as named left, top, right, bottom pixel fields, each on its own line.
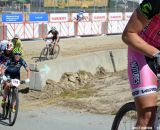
left=20, top=67, right=133, bottom=115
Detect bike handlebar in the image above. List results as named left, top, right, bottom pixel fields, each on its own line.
left=0, top=75, right=27, bottom=84
left=7, top=78, right=26, bottom=84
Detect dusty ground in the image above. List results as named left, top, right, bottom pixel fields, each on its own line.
left=23, top=35, right=127, bottom=63
left=19, top=35, right=133, bottom=115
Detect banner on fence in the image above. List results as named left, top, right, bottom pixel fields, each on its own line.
left=50, top=13, right=68, bottom=22
left=92, top=13, right=107, bottom=22
left=29, top=13, right=48, bottom=22
left=124, top=12, right=132, bottom=20
left=108, top=13, right=123, bottom=21
left=2, top=14, right=23, bottom=23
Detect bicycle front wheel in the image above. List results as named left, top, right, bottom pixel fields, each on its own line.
left=39, top=47, right=49, bottom=61
left=52, top=44, right=60, bottom=59
left=111, top=102, right=137, bottom=130
left=8, top=88, right=19, bottom=126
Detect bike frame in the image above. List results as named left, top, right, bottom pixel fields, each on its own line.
left=39, top=39, right=60, bottom=62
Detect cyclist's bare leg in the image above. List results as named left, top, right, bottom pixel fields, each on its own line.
left=134, top=93, right=157, bottom=130
left=2, top=82, right=10, bottom=100
left=3, top=82, right=16, bottom=110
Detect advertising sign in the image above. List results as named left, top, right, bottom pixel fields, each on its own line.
left=29, top=14, right=48, bottom=22
left=50, top=13, right=68, bottom=22
left=108, top=13, right=123, bottom=21
left=92, top=13, right=107, bottom=21
left=2, top=14, right=23, bottom=23
left=124, top=12, right=132, bottom=20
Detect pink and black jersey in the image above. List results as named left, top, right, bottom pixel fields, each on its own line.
left=128, top=0, right=160, bottom=97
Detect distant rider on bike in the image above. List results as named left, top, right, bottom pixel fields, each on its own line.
left=76, top=10, right=86, bottom=22
left=45, top=27, right=60, bottom=54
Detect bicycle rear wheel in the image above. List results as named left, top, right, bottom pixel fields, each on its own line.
left=8, top=88, right=19, bottom=126
left=111, top=102, right=137, bottom=130
left=39, top=47, right=49, bottom=61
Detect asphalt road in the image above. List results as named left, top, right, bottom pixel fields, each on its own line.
left=0, top=105, right=114, bottom=130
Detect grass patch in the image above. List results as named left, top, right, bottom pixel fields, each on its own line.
left=59, top=87, right=95, bottom=99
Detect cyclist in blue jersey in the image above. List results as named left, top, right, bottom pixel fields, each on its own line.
left=76, top=10, right=85, bottom=22
left=5, top=48, right=30, bottom=80
left=122, top=0, right=160, bottom=129
left=2, top=48, right=30, bottom=112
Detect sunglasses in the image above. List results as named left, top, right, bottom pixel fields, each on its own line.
left=14, top=53, right=21, bottom=56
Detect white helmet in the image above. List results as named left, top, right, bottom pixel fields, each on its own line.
left=14, top=34, right=19, bottom=39
left=6, top=41, right=13, bottom=51
left=51, top=26, right=56, bottom=31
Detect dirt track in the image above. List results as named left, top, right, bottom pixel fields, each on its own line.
left=23, top=35, right=127, bottom=63
left=19, top=35, right=132, bottom=115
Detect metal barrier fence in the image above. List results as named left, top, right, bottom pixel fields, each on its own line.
left=0, top=12, right=130, bottom=40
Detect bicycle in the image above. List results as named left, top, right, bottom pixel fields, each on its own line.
left=111, top=57, right=160, bottom=130
left=72, top=16, right=87, bottom=22
left=0, top=75, right=25, bottom=126
left=39, top=39, right=60, bottom=62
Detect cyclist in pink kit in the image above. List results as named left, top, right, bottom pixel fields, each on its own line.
left=123, top=0, right=160, bottom=129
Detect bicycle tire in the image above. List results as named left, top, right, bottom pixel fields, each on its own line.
left=111, top=102, right=136, bottom=130
left=39, top=47, right=48, bottom=61
left=51, top=45, right=60, bottom=59
left=47, top=45, right=54, bottom=59
left=8, top=88, right=19, bottom=126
